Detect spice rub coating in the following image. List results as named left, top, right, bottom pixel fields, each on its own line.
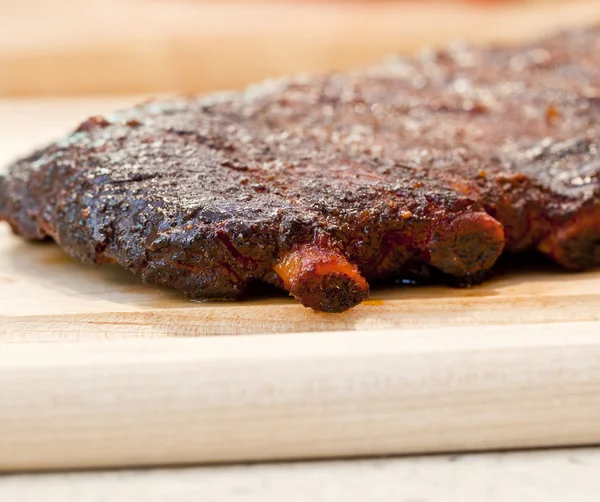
left=3, top=27, right=600, bottom=310
left=0, top=95, right=502, bottom=311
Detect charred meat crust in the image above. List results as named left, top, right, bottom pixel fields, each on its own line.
left=2, top=27, right=600, bottom=311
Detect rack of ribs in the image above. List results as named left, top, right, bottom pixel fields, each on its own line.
left=1, top=27, right=599, bottom=312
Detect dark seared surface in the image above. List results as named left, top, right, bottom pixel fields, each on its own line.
left=0, top=107, right=499, bottom=308
left=353, top=26, right=600, bottom=268
left=2, top=27, right=600, bottom=310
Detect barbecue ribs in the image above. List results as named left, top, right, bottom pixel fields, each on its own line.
left=1, top=27, right=599, bottom=312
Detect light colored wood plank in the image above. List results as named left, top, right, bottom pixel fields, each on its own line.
left=1, top=1, right=600, bottom=96
left=2, top=322, right=600, bottom=471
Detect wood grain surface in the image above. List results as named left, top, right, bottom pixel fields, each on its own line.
left=1, top=0, right=600, bottom=96
left=3, top=322, right=600, bottom=471
left=2, top=95, right=600, bottom=470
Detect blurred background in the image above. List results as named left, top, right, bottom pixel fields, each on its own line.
left=1, top=0, right=599, bottom=98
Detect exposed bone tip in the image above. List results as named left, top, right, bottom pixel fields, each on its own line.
left=428, top=212, right=505, bottom=277
left=538, top=206, right=600, bottom=270
left=274, top=244, right=370, bottom=313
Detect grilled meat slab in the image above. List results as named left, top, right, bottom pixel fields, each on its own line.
left=2, top=27, right=599, bottom=312
left=0, top=109, right=502, bottom=312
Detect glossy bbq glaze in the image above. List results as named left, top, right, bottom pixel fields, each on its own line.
left=1, top=27, right=599, bottom=312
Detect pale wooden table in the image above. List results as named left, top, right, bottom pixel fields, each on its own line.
left=3, top=448, right=600, bottom=501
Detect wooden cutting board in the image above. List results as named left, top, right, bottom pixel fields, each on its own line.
left=2, top=110, right=600, bottom=469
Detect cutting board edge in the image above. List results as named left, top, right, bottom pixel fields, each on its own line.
left=3, top=321, right=600, bottom=471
